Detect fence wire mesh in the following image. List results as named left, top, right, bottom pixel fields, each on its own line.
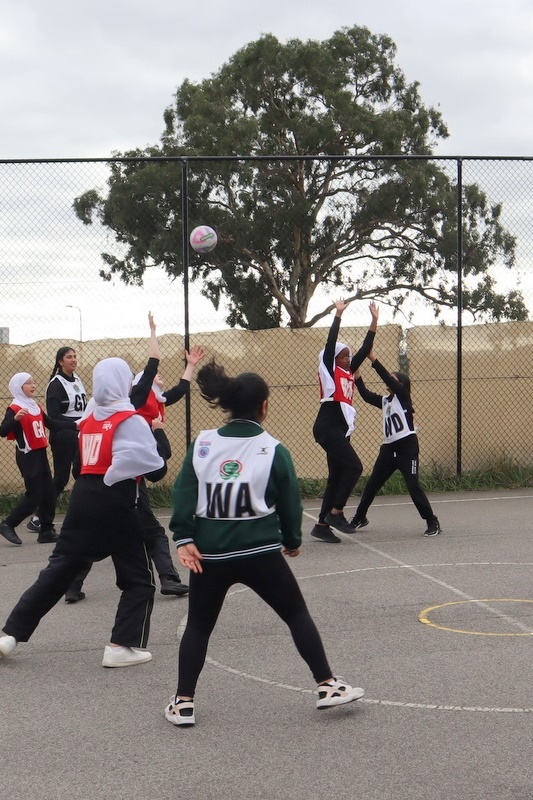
left=1, top=156, right=532, bottom=493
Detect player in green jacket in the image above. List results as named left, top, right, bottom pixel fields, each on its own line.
left=164, top=358, right=365, bottom=727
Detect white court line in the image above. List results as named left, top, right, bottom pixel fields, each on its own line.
left=200, top=660, right=533, bottom=714
left=304, top=493, right=533, bottom=511
left=158, top=492, right=533, bottom=522
left=173, top=493, right=533, bottom=713
left=302, top=508, right=533, bottom=634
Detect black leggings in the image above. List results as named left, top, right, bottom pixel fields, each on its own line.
left=66, top=479, right=180, bottom=593
left=177, top=551, right=333, bottom=697
left=3, top=475, right=155, bottom=648
left=313, top=421, right=363, bottom=522
left=3, top=546, right=154, bottom=647
left=49, top=429, right=79, bottom=496
left=355, top=435, right=435, bottom=522
left=6, top=449, right=55, bottom=530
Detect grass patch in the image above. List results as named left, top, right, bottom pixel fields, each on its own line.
left=298, top=457, right=533, bottom=499
left=0, top=458, right=532, bottom=516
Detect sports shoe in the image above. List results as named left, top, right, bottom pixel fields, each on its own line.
left=0, top=635, right=17, bottom=658
left=310, top=524, right=341, bottom=544
left=37, top=527, right=59, bottom=543
left=160, top=576, right=189, bottom=596
left=424, top=518, right=442, bottom=537
left=102, top=645, right=153, bottom=668
left=0, top=521, right=22, bottom=546
left=324, top=512, right=356, bottom=534
left=65, top=590, right=86, bottom=604
left=27, top=518, right=41, bottom=533
left=349, top=516, right=369, bottom=529
left=165, top=696, right=195, bottom=727
left=316, top=678, right=365, bottom=709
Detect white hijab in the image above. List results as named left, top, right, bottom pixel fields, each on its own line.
left=91, top=358, right=135, bottom=419
left=86, top=358, right=164, bottom=486
left=75, top=358, right=154, bottom=422
left=8, top=372, right=41, bottom=416
left=317, top=341, right=352, bottom=398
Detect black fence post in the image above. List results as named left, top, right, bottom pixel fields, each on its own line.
left=456, top=158, right=463, bottom=476
left=181, top=158, right=192, bottom=449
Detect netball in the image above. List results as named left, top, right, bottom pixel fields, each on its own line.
left=189, top=225, right=217, bottom=253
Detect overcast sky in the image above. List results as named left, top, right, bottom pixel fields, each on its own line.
left=2, top=0, right=533, bottom=159
left=2, top=0, right=533, bottom=344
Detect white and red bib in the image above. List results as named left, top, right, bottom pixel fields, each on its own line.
left=318, top=365, right=357, bottom=436
left=78, top=410, right=136, bottom=475
left=8, top=404, right=48, bottom=452
left=137, top=389, right=165, bottom=425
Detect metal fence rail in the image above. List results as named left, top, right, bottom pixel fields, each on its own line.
left=1, top=155, right=532, bottom=491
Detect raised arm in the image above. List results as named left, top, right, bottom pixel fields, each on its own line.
left=322, top=299, right=350, bottom=376
left=147, top=311, right=161, bottom=361
left=367, top=350, right=406, bottom=398
left=181, top=345, right=206, bottom=383
left=351, top=301, right=379, bottom=372
left=130, top=312, right=161, bottom=409
left=162, top=345, right=206, bottom=407
left=353, top=366, right=383, bottom=408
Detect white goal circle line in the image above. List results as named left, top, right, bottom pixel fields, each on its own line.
left=176, top=561, right=533, bottom=715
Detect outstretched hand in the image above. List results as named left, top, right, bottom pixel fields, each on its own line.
left=147, top=310, right=161, bottom=360
left=178, top=542, right=204, bottom=573
left=185, top=345, right=206, bottom=367
left=334, top=298, right=350, bottom=315
left=369, top=301, right=379, bottom=322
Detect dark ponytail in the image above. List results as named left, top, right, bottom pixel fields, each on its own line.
left=49, top=346, right=75, bottom=381
left=197, top=359, right=269, bottom=421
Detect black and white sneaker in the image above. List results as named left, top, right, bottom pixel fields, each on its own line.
left=310, top=524, right=341, bottom=544
left=165, top=697, right=195, bottom=726
left=316, top=678, right=365, bottom=709
left=27, top=518, right=41, bottom=533
left=424, top=518, right=442, bottom=537
left=350, top=516, right=369, bottom=529
left=324, top=512, right=356, bottom=534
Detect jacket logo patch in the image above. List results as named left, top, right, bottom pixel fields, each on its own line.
left=219, top=459, right=242, bottom=480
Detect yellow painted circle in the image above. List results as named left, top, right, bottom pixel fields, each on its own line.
left=418, top=599, right=533, bottom=636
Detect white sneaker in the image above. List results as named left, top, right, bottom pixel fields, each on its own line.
left=316, top=677, right=365, bottom=709
left=0, top=635, right=17, bottom=659
left=165, top=696, right=196, bottom=726
left=102, top=645, right=152, bottom=668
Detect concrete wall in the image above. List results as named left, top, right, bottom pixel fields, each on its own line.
left=0, top=321, right=532, bottom=492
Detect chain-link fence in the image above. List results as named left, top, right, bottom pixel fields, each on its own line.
left=1, top=155, right=532, bottom=493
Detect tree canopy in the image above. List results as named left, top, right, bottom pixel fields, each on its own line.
left=73, top=25, right=526, bottom=328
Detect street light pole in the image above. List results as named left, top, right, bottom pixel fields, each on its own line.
left=66, top=305, right=82, bottom=342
